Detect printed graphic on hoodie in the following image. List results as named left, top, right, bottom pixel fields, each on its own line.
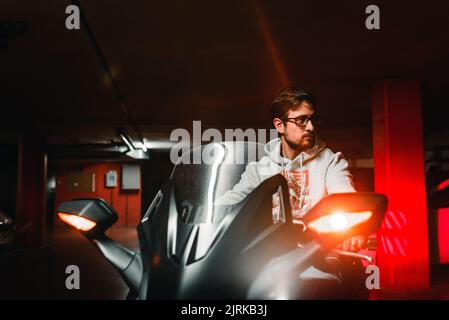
left=272, top=169, right=311, bottom=221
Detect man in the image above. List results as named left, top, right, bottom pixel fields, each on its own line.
left=217, top=87, right=364, bottom=252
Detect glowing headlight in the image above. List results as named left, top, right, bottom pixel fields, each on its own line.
left=307, top=211, right=372, bottom=234
left=58, top=212, right=96, bottom=232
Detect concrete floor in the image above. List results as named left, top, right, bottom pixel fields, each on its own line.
left=370, top=265, right=449, bottom=300
left=2, top=227, right=449, bottom=299
left=0, top=227, right=139, bottom=300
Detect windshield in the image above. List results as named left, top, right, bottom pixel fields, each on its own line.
left=171, top=141, right=265, bottom=224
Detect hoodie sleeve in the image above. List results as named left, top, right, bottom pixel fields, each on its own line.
left=325, top=152, right=356, bottom=194
left=214, top=162, right=261, bottom=205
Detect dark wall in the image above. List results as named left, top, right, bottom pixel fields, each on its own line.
left=351, top=168, right=374, bottom=192
left=0, top=144, right=18, bottom=219
left=140, top=151, right=174, bottom=216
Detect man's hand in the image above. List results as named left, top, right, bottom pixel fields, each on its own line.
left=338, top=236, right=366, bottom=252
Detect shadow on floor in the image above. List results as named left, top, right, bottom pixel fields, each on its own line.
left=0, top=227, right=138, bottom=300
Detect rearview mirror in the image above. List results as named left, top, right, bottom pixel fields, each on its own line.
left=301, top=192, right=387, bottom=249
left=57, top=198, right=142, bottom=293
left=57, top=198, right=118, bottom=239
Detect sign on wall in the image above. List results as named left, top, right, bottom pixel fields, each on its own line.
left=122, top=164, right=140, bottom=190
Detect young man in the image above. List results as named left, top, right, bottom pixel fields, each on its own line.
left=217, top=87, right=364, bottom=251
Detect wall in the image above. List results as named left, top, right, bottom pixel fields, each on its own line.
left=351, top=167, right=374, bottom=192
left=54, top=162, right=141, bottom=227
left=140, top=151, right=173, bottom=215
left=0, top=144, right=18, bottom=219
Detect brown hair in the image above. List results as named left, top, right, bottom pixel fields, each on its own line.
left=271, top=87, right=316, bottom=120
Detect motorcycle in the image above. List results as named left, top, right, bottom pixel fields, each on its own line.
left=57, top=141, right=387, bottom=299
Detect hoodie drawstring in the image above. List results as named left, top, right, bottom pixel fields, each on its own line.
left=299, top=153, right=304, bottom=214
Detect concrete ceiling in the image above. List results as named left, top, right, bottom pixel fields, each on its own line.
left=1, top=0, right=449, bottom=149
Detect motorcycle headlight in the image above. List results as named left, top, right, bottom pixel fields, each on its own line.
left=307, top=211, right=372, bottom=234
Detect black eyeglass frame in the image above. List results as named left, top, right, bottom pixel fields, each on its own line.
left=282, top=114, right=321, bottom=128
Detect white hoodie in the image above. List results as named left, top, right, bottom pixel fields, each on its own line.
left=216, top=138, right=355, bottom=220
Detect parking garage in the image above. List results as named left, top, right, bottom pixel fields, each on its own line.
left=1, top=1, right=449, bottom=300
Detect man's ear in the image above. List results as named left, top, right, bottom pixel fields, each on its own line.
left=273, top=118, right=285, bottom=135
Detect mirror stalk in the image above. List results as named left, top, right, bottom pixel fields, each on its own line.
left=92, top=235, right=142, bottom=293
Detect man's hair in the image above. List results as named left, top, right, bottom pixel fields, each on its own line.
left=271, top=87, right=316, bottom=120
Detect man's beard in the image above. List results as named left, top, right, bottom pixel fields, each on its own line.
left=285, top=134, right=316, bottom=151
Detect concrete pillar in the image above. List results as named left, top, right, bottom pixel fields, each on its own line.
left=372, top=80, right=430, bottom=290
left=15, top=130, right=47, bottom=246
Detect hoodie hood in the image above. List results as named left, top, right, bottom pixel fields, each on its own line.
left=264, top=137, right=326, bottom=167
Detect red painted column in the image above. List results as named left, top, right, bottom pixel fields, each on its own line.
left=372, top=80, right=429, bottom=290
left=15, top=130, right=47, bottom=246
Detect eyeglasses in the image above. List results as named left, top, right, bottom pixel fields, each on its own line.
left=282, top=114, right=321, bottom=128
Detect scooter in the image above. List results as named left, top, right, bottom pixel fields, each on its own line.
left=57, top=141, right=387, bottom=299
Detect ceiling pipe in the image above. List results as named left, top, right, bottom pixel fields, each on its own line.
left=71, top=0, right=146, bottom=150
left=117, top=128, right=135, bottom=151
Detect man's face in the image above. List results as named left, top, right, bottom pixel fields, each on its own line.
left=275, top=102, right=316, bottom=151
